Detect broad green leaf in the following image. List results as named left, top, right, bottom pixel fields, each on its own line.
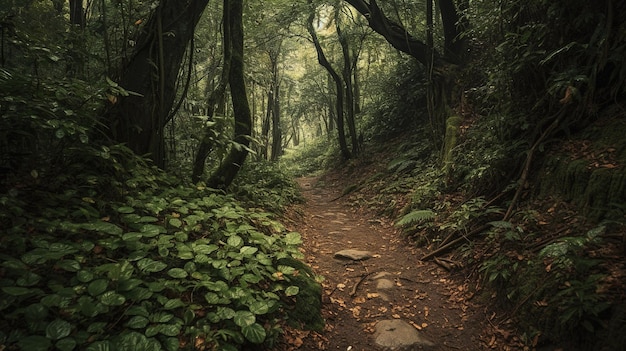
left=227, top=235, right=243, bottom=248
left=285, top=286, right=300, bottom=296
left=116, top=206, right=135, bottom=214
left=78, top=296, right=101, bottom=317
left=284, top=232, right=302, bottom=245
left=249, top=301, right=270, bottom=315
left=126, top=315, right=149, bottom=329
left=203, top=280, right=228, bottom=292
left=167, top=268, right=188, bottom=279
left=150, top=312, right=174, bottom=323
left=1, top=258, right=28, bottom=270
left=17, top=336, right=52, bottom=351
left=159, top=324, right=181, bottom=337
left=113, top=331, right=161, bottom=351
left=137, top=258, right=167, bottom=273
left=86, top=341, right=110, bottom=351
left=117, top=278, right=143, bottom=291
left=145, top=325, right=160, bottom=338
left=46, top=319, right=72, bottom=340
left=161, top=337, right=179, bottom=351
left=87, top=221, right=123, bottom=235
left=239, top=246, right=258, bottom=256
left=126, top=287, right=153, bottom=301
left=57, top=259, right=81, bottom=272
left=88, top=322, right=108, bottom=333
left=122, top=232, right=143, bottom=241
left=56, top=337, right=77, bottom=351
left=140, top=224, right=166, bottom=237
left=216, top=307, right=235, bottom=320
left=125, top=305, right=149, bottom=317
left=77, top=270, right=94, bottom=283
left=242, top=323, right=266, bottom=344
left=240, top=273, right=262, bottom=284
left=192, top=244, right=218, bottom=255
left=138, top=216, right=159, bottom=223
left=163, top=298, right=185, bottom=310
left=168, top=218, right=182, bottom=228
left=88, top=279, right=109, bottom=296
left=16, top=271, right=41, bottom=286
left=278, top=265, right=297, bottom=275
left=100, top=291, right=126, bottom=306
left=234, top=310, right=255, bottom=327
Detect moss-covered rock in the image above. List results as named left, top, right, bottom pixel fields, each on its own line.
left=539, top=118, right=626, bottom=221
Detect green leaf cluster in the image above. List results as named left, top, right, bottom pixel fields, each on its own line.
left=0, top=148, right=321, bottom=350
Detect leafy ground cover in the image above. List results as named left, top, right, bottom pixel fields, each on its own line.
left=0, top=146, right=322, bottom=351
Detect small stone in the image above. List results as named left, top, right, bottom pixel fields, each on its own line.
left=372, top=272, right=392, bottom=280
left=334, top=249, right=373, bottom=261
left=376, top=278, right=395, bottom=290
left=374, top=319, right=434, bottom=349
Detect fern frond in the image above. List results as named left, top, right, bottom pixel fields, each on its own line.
left=396, top=209, right=436, bottom=226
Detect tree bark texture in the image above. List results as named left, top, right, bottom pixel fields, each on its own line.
left=207, top=0, right=252, bottom=189
left=192, top=0, right=231, bottom=183
left=336, top=7, right=359, bottom=157
left=107, top=0, right=209, bottom=168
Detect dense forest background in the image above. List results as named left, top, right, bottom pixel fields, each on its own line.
left=1, top=0, right=625, bottom=350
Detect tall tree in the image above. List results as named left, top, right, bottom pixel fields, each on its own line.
left=106, top=0, right=210, bottom=168
left=335, top=4, right=360, bottom=156
left=206, top=0, right=252, bottom=189
left=307, top=2, right=351, bottom=160
left=192, top=0, right=231, bottom=183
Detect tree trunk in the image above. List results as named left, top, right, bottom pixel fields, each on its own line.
left=343, top=0, right=445, bottom=68
left=106, top=0, right=209, bottom=168
left=307, top=5, right=351, bottom=160
left=269, top=47, right=282, bottom=161
left=336, top=7, right=359, bottom=157
left=192, top=0, right=230, bottom=183
left=207, top=0, right=251, bottom=189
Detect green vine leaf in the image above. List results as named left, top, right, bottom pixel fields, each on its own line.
left=46, top=319, right=72, bottom=340
left=242, top=323, right=266, bottom=344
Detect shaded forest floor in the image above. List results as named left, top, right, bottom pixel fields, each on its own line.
left=276, top=174, right=525, bottom=351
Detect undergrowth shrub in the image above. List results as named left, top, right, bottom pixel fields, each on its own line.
left=231, top=161, right=302, bottom=213
left=0, top=69, right=322, bottom=351
left=478, top=223, right=616, bottom=348
left=280, top=138, right=338, bottom=177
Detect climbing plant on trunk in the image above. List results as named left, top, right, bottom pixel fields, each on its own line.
left=106, top=0, right=210, bottom=168
left=206, top=0, right=252, bottom=189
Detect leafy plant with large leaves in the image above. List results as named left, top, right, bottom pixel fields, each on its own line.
left=0, top=70, right=322, bottom=351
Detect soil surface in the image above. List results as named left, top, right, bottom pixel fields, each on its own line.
left=278, top=175, right=524, bottom=351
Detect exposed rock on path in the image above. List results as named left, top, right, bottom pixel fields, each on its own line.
left=282, top=176, right=515, bottom=351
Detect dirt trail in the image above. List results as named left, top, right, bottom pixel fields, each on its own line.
left=284, top=176, right=511, bottom=351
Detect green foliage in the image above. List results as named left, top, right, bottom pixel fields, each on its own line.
left=281, top=138, right=339, bottom=177
left=0, top=66, right=321, bottom=349
left=478, top=224, right=612, bottom=346
left=361, top=59, right=427, bottom=140
left=396, top=210, right=436, bottom=227
left=230, top=160, right=303, bottom=213
left=0, top=155, right=321, bottom=349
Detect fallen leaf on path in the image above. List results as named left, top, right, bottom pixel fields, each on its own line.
left=353, top=296, right=366, bottom=304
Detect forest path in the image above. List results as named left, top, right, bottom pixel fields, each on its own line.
left=280, top=175, right=511, bottom=351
